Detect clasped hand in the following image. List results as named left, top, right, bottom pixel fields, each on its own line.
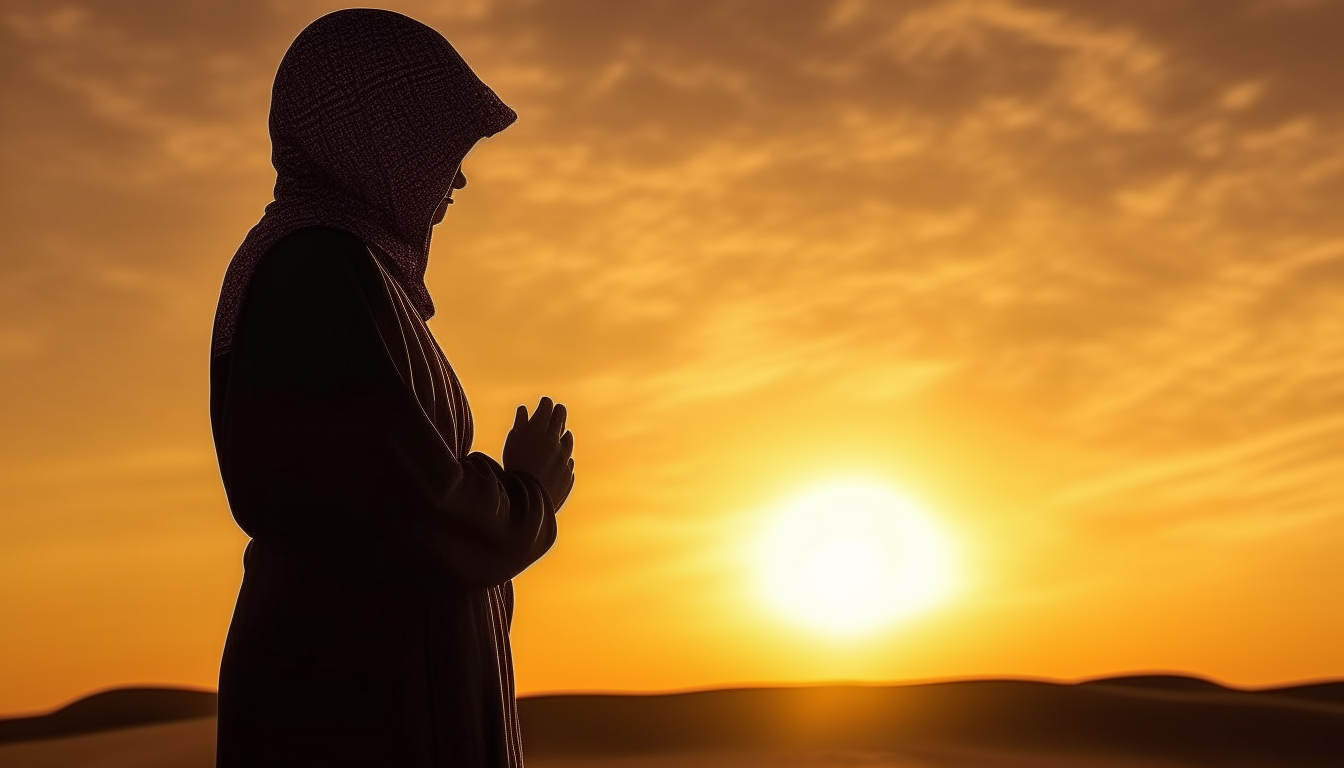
left=502, top=397, right=575, bottom=511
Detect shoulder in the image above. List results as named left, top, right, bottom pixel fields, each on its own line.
left=257, top=226, right=377, bottom=286
left=245, top=226, right=392, bottom=314
left=231, top=227, right=402, bottom=384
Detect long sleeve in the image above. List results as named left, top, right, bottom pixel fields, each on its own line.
left=212, top=227, right=556, bottom=589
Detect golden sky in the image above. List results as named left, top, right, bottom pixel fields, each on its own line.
left=1, top=0, right=1341, bottom=716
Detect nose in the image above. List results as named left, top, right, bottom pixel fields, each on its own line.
left=453, top=170, right=468, bottom=190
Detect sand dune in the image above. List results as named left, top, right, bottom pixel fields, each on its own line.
left=0, top=717, right=215, bottom=768
left=0, top=688, right=217, bottom=744
left=0, top=677, right=1339, bottom=767
left=520, top=677, right=1344, bottom=766
left=0, top=732, right=1186, bottom=768
left=528, top=748, right=1193, bottom=767
left=0, top=732, right=1212, bottom=768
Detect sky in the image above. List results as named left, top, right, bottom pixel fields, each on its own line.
left=1, top=0, right=1341, bottom=716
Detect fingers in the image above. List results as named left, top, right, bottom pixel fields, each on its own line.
left=549, top=404, right=567, bottom=440
left=531, top=397, right=554, bottom=428
left=525, top=397, right=568, bottom=442
left=507, top=399, right=573, bottom=494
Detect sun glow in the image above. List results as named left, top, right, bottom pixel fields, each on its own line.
left=754, top=480, right=957, bottom=636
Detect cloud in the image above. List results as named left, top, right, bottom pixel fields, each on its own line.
left=413, top=2, right=1344, bottom=544
left=3, top=2, right=274, bottom=185
left=5, top=0, right=1339, bottom=534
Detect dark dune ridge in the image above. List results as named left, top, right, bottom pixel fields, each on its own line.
left=0, top=687, right=217, bottom=743
left=521, top=676, right=1344, bottom=766
left=1, top=676, right=1340, bottom=766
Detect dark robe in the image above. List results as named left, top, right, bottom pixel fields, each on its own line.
left=212, top=226, right=556, bottom=767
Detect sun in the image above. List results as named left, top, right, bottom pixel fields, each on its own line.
left=754, top=480, right=956, bottom=636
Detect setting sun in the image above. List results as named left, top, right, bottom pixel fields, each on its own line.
left=754, top=481, right=957, bottom=636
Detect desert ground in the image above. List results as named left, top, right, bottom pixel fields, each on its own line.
left=1, top=677, right=1339, bottom=768
left=0, top=721, right=1221, bottom=768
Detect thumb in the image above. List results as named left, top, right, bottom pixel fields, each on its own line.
left=512, top=404, right=528, bottom=431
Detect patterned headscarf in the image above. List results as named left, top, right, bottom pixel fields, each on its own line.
left=212, top=9, right=516, bottom=357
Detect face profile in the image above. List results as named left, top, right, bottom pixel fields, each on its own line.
left=433, top=169, right=468, bottom=225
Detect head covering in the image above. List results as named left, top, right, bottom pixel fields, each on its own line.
left=212, top=9, right=516, bottom=358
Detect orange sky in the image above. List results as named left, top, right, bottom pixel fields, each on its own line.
left=1, top=0, right=1341, bottom=716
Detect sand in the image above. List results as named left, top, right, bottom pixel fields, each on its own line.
left=0, top=720, right=1186, bottom=768
left=2, top=679, right=1338, bottom=767
left=0, top=717, right=215, bottom=768
left=529, top=750, right=1186, bottom=767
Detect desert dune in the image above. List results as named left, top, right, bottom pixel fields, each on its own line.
left=0, top=676, right=1339, bottom=768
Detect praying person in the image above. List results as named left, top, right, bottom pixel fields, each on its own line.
left=209, top=10, right=573, bottom=766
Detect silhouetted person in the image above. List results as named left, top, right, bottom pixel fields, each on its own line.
left=209, top=10, right=573, bottom=767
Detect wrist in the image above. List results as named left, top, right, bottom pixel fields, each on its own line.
left=507, top=468, right=555, bottom=511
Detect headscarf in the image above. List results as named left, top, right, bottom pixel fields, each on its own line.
left=212, top=9, right=516, bottom=358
